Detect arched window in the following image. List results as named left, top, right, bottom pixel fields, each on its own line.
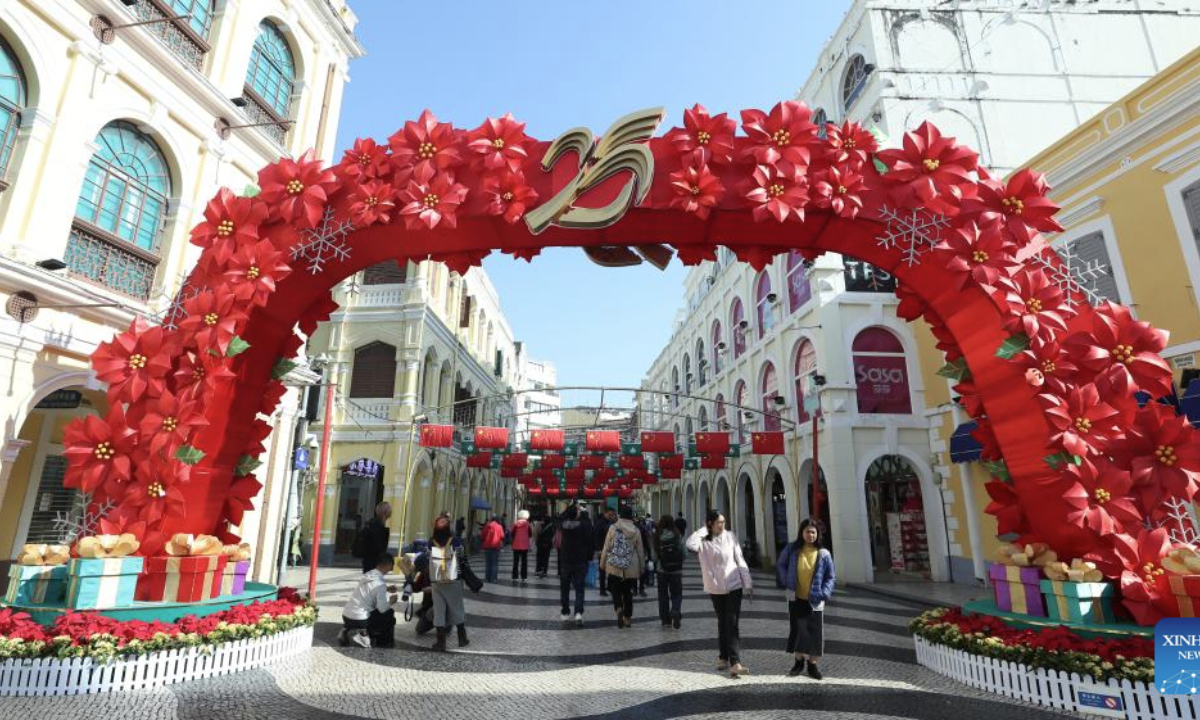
left=673, top=423, right=682, bottom=448
left=731, top=298, right=747, bottom=358
left=168, top=1, right=216, bottom=39
left=842, top=54, right=872, bottom=111
left=761, top=362, right=781, bottom=431
left=350, top=342, right=397, bottom=398
left=852, top=327, right=912, bottom=414
left=812, top=108, right=828, bottom=140
left=0, top=35, right=27, bottom=181
left=698, top=404, right=709, bottom=432
left=711, top=320, right=724, bottom=374
left=696, top=339, right=707, bottom=386
left=74, top=122, right=171, bottom=251
left=683, top=353, right=692, bottom=395
left=734, top=380, right=748, bottom=445
left=715, top=394, right=727, bottom=432
left=671, top=366, right=680, bottom=408
left=794, top=340, right=817, bottom=423
left=363, top=260, right=407, bottom=285
left=755, top=271, right=774, bottom=339
left=786, top=252, right=812, bottom=313
left=684, top=416, right=694, bottom=439
left=245, top=21, right=296, bottom=118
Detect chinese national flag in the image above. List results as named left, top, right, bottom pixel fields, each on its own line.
left=540, top=454, right=566, bottom=469
left=529, top=428, right=565, bottom=451
left=500, top=466, right=521, bottom=478
left=475, top=426, right=509, bottom=449
left=701, top=453, right=726, bottom=469
left=585, top=430, right=621, bottom=452
left=751, top=431, right=785, bottom=455
left=566, top=468, right=585, bottom=482
left=640, top=431, right=676, bottom=453
left=502, top=453, right=529, bottom=468
left=694, top=432, right=731, bottom=454
left=643, top=475, right=659, bottom=485
left=466, top=452, right=493, bottom=468
left=419, top=424, right=455, bottom=448
left=619, top=455, right=645, bottom=470
left=579, top=454, right=606, bottom=470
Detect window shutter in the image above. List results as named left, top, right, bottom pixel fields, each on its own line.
left=494, top=349, right=503, bottom=378
left=1184, top=183, right=1200, bottom=247
left=460, top=295, right=473, bottom=328
left=349, top=342, right=397, bottom=398
left=23, top=456, right=75, bottom=544
left=363, top=260, right=407, bottom=285
left=1065, top=232, right=1120, bottom=303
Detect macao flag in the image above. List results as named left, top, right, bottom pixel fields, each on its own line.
left=751, top=431, right=785, bottom=455
left=640, top=431, right=675, bottom=453
left=694, top=432, right=730, bottom=454
left=701, top=453, right=726, bottom=469
left=586, top=430, right=621, bottom=452
left=529, top=429, right=565, bottom=451
left=475, top=426, right=509, bottom=449
left=419, top=424, right=454, bottom=448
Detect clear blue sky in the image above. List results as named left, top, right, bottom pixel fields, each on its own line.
left=335, top=1, right=849, bottom=408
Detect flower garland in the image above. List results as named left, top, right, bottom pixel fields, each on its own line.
left=909, top=607, right=1154, bottom=684
left=0, top=587, right=315, bottom=661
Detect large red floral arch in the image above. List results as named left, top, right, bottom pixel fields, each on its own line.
left=66, top=102, right=1198, bottom=624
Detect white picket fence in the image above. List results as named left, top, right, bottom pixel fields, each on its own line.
left=0, top=625, right=312, bottom=696
left=915, top=636, right=1200, bottom=719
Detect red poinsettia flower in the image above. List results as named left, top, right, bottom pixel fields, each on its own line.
left=745, top=163, right=809, bottom=223
left=811, top=163, right=867, bottom=219
left=1038, top=383, right=1122, bottom=457
left=953, top=379, right=985, bottom=419
left=740, top=101, right=818, bottom=168
left=1063, top=302, right=1172, bottom=400
left=389, top=109, right=463, bottom=174
left=934, top=220, right=1019, bottom=290
left=1063, top=459, right=1141, bottom=535
left=1111, top=402, right=1200, bottom=508
left=179, top=289, right=247, bottom=356
left=257, top=149, right=339, bottom=228
left=983, top=479, right=1024, bottom=536
left=173, top=351, right=236, bottom=400
left=224, top=240, right=291, bottom=308
left=260, top=380, right=288, bottom=416
left=399, top=164, right=468, bottom=230
left=122, top=456, right=188, bottom=525
left=875, top=121, right=979, bottom=214
left=91, top=316, right=176, bottom=404
left=668, top=153, right=724, bottom=220
left=1015, top=337, right=1079, bottom=396
left=1108, top=528, right=1172, bottom=626
left=994, top=268, right=1075, bottom=341
left=225, top=474, right=263, bottom=526
left=347, top=179, right=398, bottom=227
left=190, top=188, right=269, bottom=266
left=97, top=508, right=147, bottom=544
left=665, top=104, right=737, bottom=165
left=336, top=137, right=391, bottom=180
left=466, top=114, right=530, bottom=172
left=969, top=418, right=1002, bottom=461
left=63, top=406, right=137, bottom=496
left=479, top=170, right=538, bottom=224
left=962, top=169, right=1063, bottom=247
left=893, top=280, right=927, bottom=322
left=137, top=389, right=207, bottom=457
left=823, top=121, right=878, bottom=167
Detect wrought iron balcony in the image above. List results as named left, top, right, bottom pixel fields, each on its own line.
left=64, top=221, right=159, bottom=301
left=237, top=87, right=289, bottom=146
left=128, top=0, right=210, bottom=71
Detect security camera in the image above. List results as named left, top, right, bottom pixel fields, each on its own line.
left=742, top=410, right=754, bottom=420
left=716, top=342, right=727, bottom=351
left=772, top=396, right=786, bottom=407
left=305, top=435, right=319, bottom=449
left=738, top=320, right=749, bottom=330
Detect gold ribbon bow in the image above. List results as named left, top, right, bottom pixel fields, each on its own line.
left=75, top=534, right=140, bottom=559
left=995, top=542, right=1058, bottom=568
left=220, top=543, right=252, bottom=561
left=1162, top=547, right=1200, bottom=576
left=17, top=543, right=71, bottom=566
left=1043, top=558, right=1104, bottom=583
left=164, top=533, right=224, bottom=557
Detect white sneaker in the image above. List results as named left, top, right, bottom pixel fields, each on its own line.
left=352, top=632, right=371, bottom=649
left=574, top=612, right=584, bottom=625
left=561, top=612, right=571, bottom=622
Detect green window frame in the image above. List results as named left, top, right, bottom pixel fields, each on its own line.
left=74, top=121, right=171, bottom=252
left=0, top=35, right=27, bottom=182
left=166, top=0, right=216, bottom=39
left=245, top=21, right=295, bottom=117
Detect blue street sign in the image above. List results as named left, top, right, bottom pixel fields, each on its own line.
left=294, top=447, right=309, bottom=470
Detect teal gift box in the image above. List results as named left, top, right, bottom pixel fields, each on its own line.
left=66, top=557, right=144, bottom=609
left=5, top=564, right=68, bottom=606
left=1039, top=579, right=1116, bottom=625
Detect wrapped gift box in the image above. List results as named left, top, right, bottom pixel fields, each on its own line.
left=5, top=564, right=68, bottom=606
left=66, top=557, right=144, bottom=609
left=220, top=559, right=251, bottom=596
left=138, top=555, right=227, bottom=603
left=1157, top=574, right=1200, bottom=617
left=1040, top=579, right=1115, bottom=624
left=988, top=562, right=1047, bottom=617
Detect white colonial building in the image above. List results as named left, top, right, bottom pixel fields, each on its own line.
left=515, top=353, right=561, bottom=439
left=0, top=0, right=363, bottom=580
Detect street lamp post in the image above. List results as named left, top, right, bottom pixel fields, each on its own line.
left=396, top=413, right=427, bottom=554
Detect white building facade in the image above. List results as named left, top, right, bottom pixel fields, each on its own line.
left=515, top=353, right=561, bottom=438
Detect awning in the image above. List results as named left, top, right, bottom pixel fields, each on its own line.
left=949, top=420, right=983, bottom=463
left=1181, top=380, right=1200, bottom=428
left=469, top=497, right=491, bottom=511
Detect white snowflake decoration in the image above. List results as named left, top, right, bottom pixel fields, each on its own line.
left=292, top=206, right=354, bottom=274
left=1033, top=240, right=1109, bottom=309
left=1157, top=496, right=1200, bottom=546
left=148, top=274, right=206, bottom=331
left=876, top=206, right=950, bottom=266
left=52, top=494, right=115, bottom=545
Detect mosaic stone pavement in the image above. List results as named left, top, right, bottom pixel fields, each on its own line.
left=0, top=550, right=1072, bottom=719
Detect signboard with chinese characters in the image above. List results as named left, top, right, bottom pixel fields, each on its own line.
left=843, top=258, right=896, bottom=293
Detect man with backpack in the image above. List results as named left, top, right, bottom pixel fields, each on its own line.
left=655, top=513, right=686, bottom=629
left=353, top=502, right=392, bottom=573
left=599, top=505, right=646, bottom=629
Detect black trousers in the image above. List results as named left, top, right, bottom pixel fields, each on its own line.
left=535, top=545, right=552, bottom=574
left=511, top=550, right=529, bottom=579
left=657, top=572, right=683, bottom=622
left=599, top=570, right=608, bottom=594
left=709, top=589, right=743, bottom=663
left=342, top=608, right=395, bottom=648
left=608, top=575, right=637, bottom=619
left=560, top=563, right=586, bottom=615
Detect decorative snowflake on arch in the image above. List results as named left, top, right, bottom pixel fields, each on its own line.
left=876, top=206, right=950, bottom=266
left=292, top=206, right=354, bottom=274
left=1154, top=496, right=1200, bottom=547
left=1032, top=239, right=1110, bottom=309
left=148, top=274, right=206, bottom=331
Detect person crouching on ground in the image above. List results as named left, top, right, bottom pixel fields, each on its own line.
left=687, top=510, right=753, bottom=678
left=428, top=513, right=471, bottom=651
left=599, top=504, right=646, bottom=629
left=339, top=552, right=399, bottom=648
left=776, top=518, right=836, bottom=680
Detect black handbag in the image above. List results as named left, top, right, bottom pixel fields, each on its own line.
left=460, top=555, right=484, bottom=593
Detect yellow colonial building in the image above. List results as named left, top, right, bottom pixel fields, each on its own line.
left=915, top=44, right=1200, bottom=585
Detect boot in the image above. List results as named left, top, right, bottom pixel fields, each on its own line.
left=432, top=627, right=447, bottom=652
left=457, top=624, right=469, bottom=647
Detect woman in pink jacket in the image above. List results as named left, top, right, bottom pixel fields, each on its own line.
left=510, top=509, right=534, bottom=583
left=686, top=509, right=753, bottom=678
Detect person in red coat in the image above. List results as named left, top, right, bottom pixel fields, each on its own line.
left=510, top=509, right=533, bottom=583
left=480, top=515, right=505, bottom=583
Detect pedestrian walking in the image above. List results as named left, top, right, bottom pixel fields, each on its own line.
left=674, top=511, right=688, bottom=535
left=352, top=502, right=392, bottom=573
left=338, top=552, right=399, bottom=648
left=654, top=513, right=685, bottom=629
left=599, top=505, right=646, bottom=629
left=535, top=514, right=556, bottom=578
left=510, top=510, right=533, bottom=582
left=687, top=510, right=753, bottom=678
left=480, top=515, right=504, bottom=583
left=593, top=507, right=616, bottom=596
left=426, top=514, right=473, bottom=651
left=557, top=504, right=593, bottom=625
left=776, top=518, right=836, bottom=680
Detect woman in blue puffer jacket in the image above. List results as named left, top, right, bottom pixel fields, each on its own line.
left=775, top=518, right=835, bottom=680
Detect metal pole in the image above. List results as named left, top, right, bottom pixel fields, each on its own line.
left=811, top=413, right=821, bottom=527
left=397, top=420, right=419, bottom=553
left=307, top=378, right=336, bottom=600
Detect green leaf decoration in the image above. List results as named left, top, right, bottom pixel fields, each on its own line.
left=226, top=336, right=251, bottom=357
left=272, top=359, right=298, bottom=380
left=242, top=183, right=261, bottom=198
left=936, top=357, right=971, bottom=382
left=235, top=454, right=263, bottom=478
left=1044, top=452, right=1083, bottom=469
left=995, top=334, right=1030, bottom=360
left=175, top=445, right=206, bottom=466
left=981, top=459, right=1010, bottom=483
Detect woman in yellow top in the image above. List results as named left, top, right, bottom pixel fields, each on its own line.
left=774, top=518, right=836, bottom=679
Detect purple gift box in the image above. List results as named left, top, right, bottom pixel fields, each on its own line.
left=219, top=559, right=250, bottom=596
left=988, top=562, right=1047, bottom=617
